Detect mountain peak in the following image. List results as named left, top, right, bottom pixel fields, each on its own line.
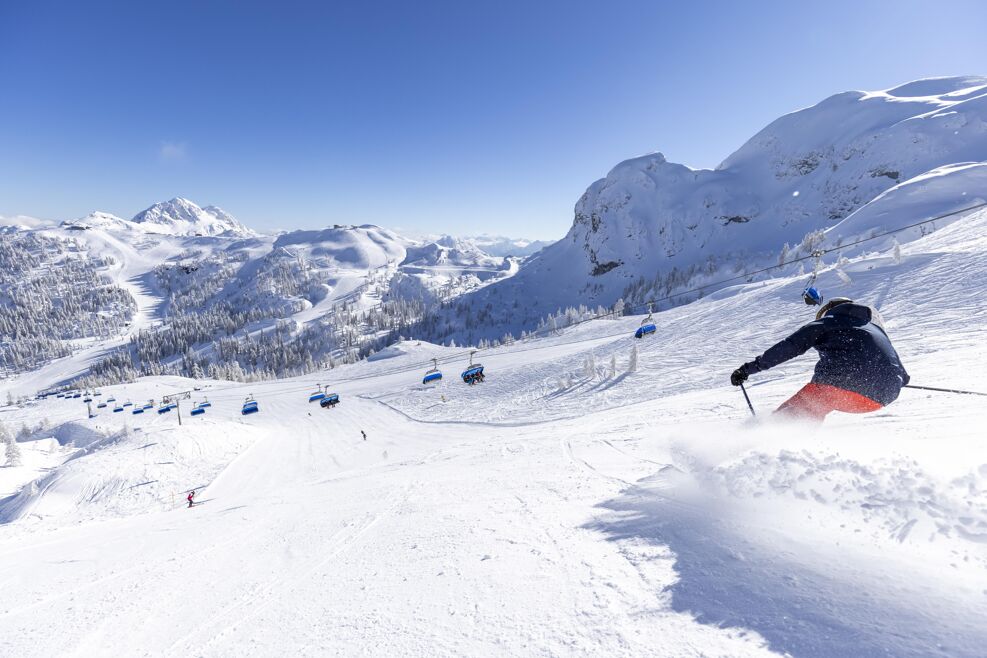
left=131, top=198, right=257, bottom=237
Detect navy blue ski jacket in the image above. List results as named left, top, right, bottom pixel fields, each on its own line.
left=743, top=302, right=910, bottom=405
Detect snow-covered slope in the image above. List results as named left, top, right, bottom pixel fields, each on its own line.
left=441, top=76, right=987, bottom=340
left=60, top=211, right=136, bottom=232
left=131, top=197, right=257, bottom=237
left=0, top=205, right=985, bottom=656
left=825, top=161, right=987, bottom=253
left=273, top=224, right=409, bottom=270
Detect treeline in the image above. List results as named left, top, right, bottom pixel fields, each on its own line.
left=76, top=291, right=433, bottom=388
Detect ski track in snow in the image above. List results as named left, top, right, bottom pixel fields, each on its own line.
left=0, top=211, right=986, bottom=656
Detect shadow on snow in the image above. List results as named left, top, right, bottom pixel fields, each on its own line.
left=584, top=476, right=987, bottom=658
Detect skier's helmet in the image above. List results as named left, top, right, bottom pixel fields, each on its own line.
left=802, top=286, right=823, bottom=306
left=815, top=297, right=853, bottom=320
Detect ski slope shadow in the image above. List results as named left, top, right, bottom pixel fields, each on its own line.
left=585, top=478, right=987, bottom=658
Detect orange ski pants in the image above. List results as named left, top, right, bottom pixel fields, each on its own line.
left=774, top=383, right=883, bottom=423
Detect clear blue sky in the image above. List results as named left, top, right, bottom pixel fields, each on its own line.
left=1, top=0, right=984, bottom=239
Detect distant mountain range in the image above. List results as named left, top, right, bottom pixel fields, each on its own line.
left=0, top=201, right=534, bottom=384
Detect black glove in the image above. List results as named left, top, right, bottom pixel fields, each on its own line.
left=730, top=366, right=749, bottom=386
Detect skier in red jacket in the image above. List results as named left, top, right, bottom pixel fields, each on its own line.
left=187, top=490, right=195, bottom=508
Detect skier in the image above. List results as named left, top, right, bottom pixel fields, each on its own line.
left=361, top=430, right=367, bottom=441
left=187, top=490, right=195, bottom=508
left=730, top=297, right=909, bottom=423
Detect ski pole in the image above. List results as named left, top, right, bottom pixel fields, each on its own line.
left=904, top=384, right=987, bottom=398
left=739, top=382, right=756, bottom=417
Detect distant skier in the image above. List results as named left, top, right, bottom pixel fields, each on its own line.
left=730, top=297, right=909, bottom=423
left=361, top=430, right=367, bottom=441
left=187, top=490, right=195, bottom=508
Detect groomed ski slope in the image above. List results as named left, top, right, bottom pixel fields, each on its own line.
left=1, top=210, right=987, bottom=656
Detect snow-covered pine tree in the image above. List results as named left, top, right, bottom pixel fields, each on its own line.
left=584, top=353, right=596, bottom=379
left=1, top=422, right=21, bottom=467
left=628, top=345, right=638, bottom=373
left=609, top=354, right=617, bottom=378
left=778, top=243, right=790, bottom=267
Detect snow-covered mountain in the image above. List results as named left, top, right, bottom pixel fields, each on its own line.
left=131, top=197, right=257, bottom=237
left=0, top=210, right=514, bottom=386
left=433, top=76, right=987, bottom=342
left=465, top=234, right=552, bottom=257
left=62, top=211, right=137, bottom=232
left=57, top=199, right=257, bottom=238
left=273, top=224, right=409, bottom=270
left=388, top=235, right=517, bottom=305
left=402, top=235, right=503, bottom=268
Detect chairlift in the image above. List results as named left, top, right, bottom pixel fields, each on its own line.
left=242, top=395, right=259, bottom=415
left=635, top=304, right=657, bottom=339
left=73, top=393, right=81, bottom=399
left=157, top=404, right=173, bottom=414
left=97, top=402, right=107, bottom=409
left=190, top=404, right=206, bottom=417
left=106, top=397, right=116, bottom=403
left=461, top=351, right=485, bottom=384
left=122, top=400, right=133, bottom=407
left=132, top=407, right=145, bottom=415
left=308, top=384, right=326, bottom=402
left=422, top=358, right=442, bottom=385
left=802, top=286, right=823, bottom=306
left=83, top=392, right=93, bottom=403
left=801, top=251, right=824, bottom=306
left=198, top=397, right=211, bottom=408
left=113, top=405, right=124, bottom=413
left=320, top=393, right=340, bottom=408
